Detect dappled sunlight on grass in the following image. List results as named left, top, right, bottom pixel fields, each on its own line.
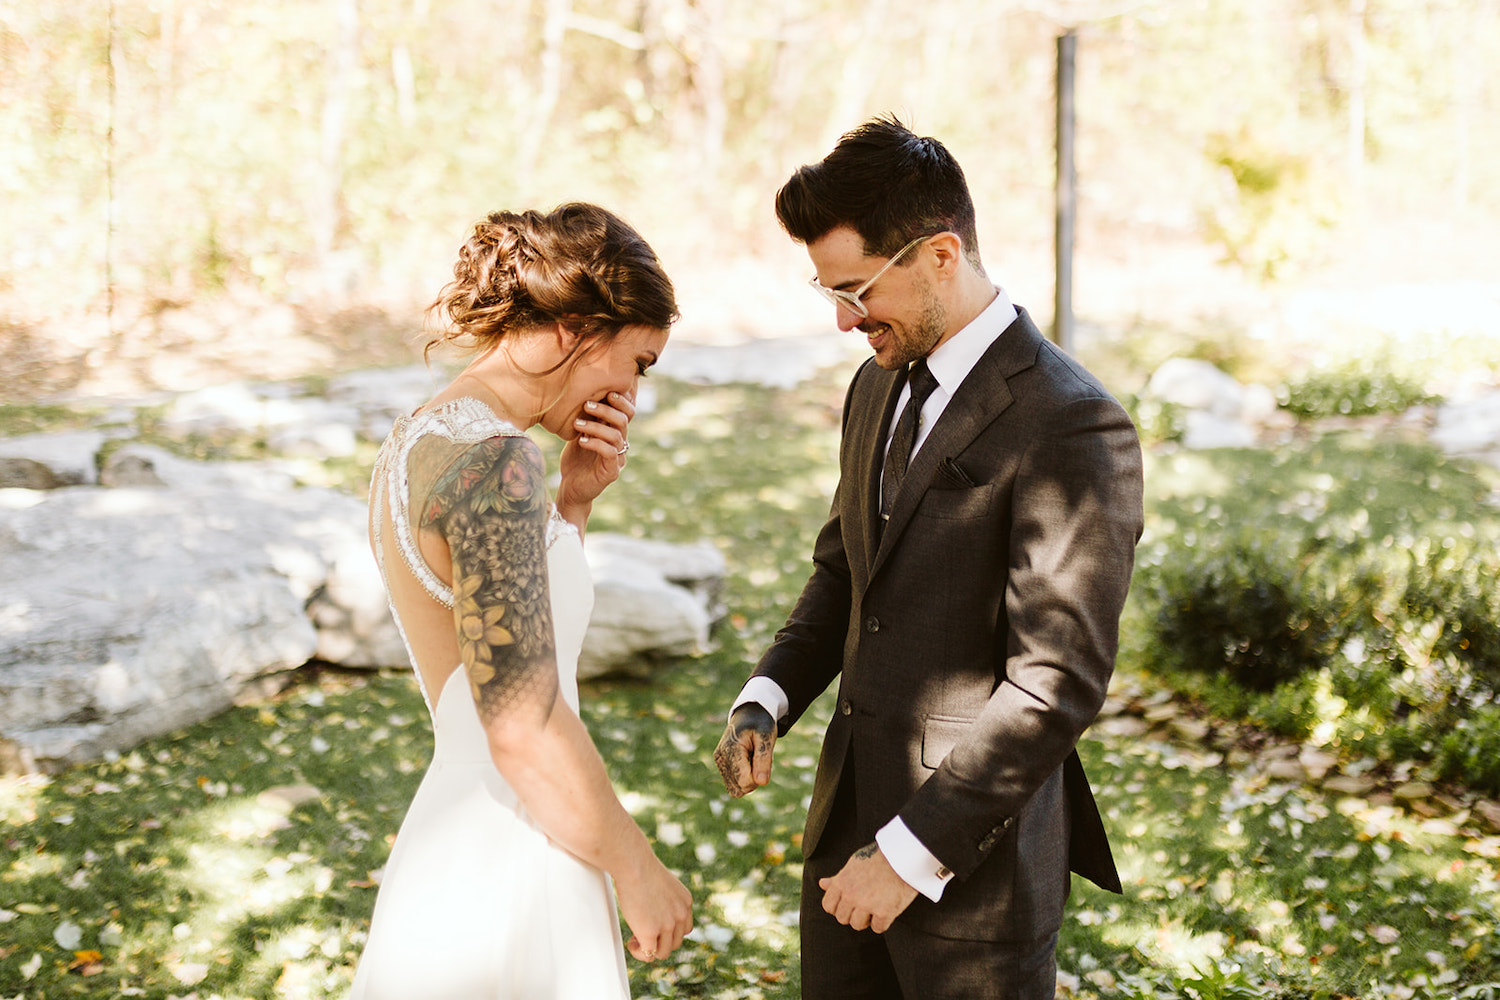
left=7, top=374, right=1500, bottom=998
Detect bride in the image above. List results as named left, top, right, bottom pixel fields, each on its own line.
left=350, top=203, right=693, bottom=998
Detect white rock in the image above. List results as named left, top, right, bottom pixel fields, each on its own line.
left=100, top=443, right=298, bottom=491
left=1181, top=409, right=1257, bottom=450
left=0, top=430, right=107, bottom=489
left=308, top=532, right=407, bottom=668
left=325, top=365, right=442, bottom=417
left=580, top=534, right=724, bottom=678
left=585, top=532, right=726, bottom=620
left=1432, top=390, right=1500, bottom=455
left=158, top=381, right=282, bottom=435
left=157, top=383, right=363, bottom=457
left=0, top=483, right=380, bottom=769
left=1144, top=358, right=1250, bottom=422
left=1240, top=382, right=1284, bottom=426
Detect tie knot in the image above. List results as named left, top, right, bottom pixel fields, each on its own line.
left=908, top=359, right=939, bottom=404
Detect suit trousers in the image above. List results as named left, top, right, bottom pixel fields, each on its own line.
left=799, top=764, right=1058, bottom=1000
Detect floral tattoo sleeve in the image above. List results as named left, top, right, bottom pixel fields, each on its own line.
left=420, top=434, right=559, bottom=726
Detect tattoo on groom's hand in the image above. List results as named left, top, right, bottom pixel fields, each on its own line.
left=713, top=703, right=776, bottom=797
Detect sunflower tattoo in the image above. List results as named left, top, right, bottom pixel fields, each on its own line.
left=420, top=434, right=559, bottom=724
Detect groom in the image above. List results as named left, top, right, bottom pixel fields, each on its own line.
left=714, top=117, right=1144, bottom=999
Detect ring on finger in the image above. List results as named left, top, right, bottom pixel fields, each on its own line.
left=616, top=441, right=630, bottom=456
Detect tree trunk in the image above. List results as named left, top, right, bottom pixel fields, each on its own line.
left=1346, top=0, right=1366, bottom=208
left=516, top=0, right=572, bottom=197
left=821, top=0, right=893, bottom=144
left=317, top=0, right=361, bottom=298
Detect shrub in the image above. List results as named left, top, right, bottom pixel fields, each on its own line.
left=1277, top=360, right=1438, bottom=419
left=1130, top=437, right=1500, bottom=794
left=1146, top=529, right=1342, bottom=692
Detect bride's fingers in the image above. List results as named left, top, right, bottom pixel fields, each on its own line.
left=574, top=433, right=627, bottom=467
left=583, top=395, right=632, bottom=435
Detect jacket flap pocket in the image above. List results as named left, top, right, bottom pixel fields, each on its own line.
left=921, top=714, right=974, bottom=769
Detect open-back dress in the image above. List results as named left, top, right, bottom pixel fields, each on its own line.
left=348, top=397, right=630, bottom=999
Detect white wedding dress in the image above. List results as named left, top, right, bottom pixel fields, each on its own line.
left=349, top=398, right=630, bottom=999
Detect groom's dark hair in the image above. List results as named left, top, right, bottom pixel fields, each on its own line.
left=774, top=115, right=981, bottom=267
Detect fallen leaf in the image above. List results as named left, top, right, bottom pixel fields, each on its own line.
left=68, top=950, right=105, bottom=975
left=53, top=920, right=83, bottom=950
left=256, top=785, right=322, bottom=813
left=169, top=960, right=210, bottom=985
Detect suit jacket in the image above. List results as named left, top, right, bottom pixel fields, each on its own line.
left=753, top=308, right=1144, bottom=943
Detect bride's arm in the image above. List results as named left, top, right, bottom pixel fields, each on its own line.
left=421, top=433, right=692, bottom=962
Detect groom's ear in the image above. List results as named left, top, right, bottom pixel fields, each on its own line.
left=927, top=232, right=965, bottom=280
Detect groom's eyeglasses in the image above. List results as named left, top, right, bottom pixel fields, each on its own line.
left=808, top=235, right=934, bottom=319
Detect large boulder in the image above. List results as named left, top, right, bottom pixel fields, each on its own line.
left=1431, top=388, right=1500, bottom=468
left=1144, top=358, right=1251, bottom=422
left=580, top=533, right=727, bottom=679
left=0, top=483, right=344, bottom=770
left=0, top=372, right=728, bottom=771
left=0, top=452, right=725, bottom=771
left=1141, top=358, right=1291, bottom=448
left=0, top=430, right=108, bottom=489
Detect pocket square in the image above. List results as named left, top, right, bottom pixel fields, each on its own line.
left=934, top=457, right=977, bottom=489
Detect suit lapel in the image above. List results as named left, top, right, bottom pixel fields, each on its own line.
left=869, top=309, right=1046, bottom=580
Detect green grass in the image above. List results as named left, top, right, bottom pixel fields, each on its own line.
left=3, top=373, right=1500, bottom=998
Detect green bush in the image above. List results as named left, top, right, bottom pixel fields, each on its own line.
left=1145, top=529, right=1341, bottom=693
left=1131, top=436, right=1500, bottom=794
left=1122, top=391, right=1187, bottom=446
left=1277, top=360, right=1439, bottom=419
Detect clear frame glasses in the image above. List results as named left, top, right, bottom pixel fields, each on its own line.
left=807, top=235, right=933, bottom=319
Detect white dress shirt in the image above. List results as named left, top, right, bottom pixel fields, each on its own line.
left=733, top=287, right=1017, bottom=902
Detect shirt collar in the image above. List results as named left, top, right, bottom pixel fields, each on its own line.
left=922, top=287, right=1017, bottom=395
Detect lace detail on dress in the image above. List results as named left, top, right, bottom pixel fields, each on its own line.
left=372, top=397, right=528, bottom=610
left=547, top=506, right=579, bottom=548
left=369, top=396, right=575, bottom=714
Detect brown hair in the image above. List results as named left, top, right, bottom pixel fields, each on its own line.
left=775, top=115, right=981, bottom=267
left=424, top=203, right=678, bottom=363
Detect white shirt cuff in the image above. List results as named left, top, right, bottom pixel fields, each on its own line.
left=876, top=817, right=953, bottom=903
left=730, top=677, right=789, bottom=725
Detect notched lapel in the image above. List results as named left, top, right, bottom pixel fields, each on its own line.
left=849, top=362, right=906, bottom=574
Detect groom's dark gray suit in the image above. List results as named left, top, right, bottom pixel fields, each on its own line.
left=753, top=307, right=1143, bottom=961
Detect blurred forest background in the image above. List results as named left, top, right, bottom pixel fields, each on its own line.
left=6, top=3, right=1500, bottom=996
left=3, top=0, right=1498, bottom=401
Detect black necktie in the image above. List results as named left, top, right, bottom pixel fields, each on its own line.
left=881, top=359, right=939, bottom=520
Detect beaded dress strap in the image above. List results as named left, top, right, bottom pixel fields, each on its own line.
left=369, top=396, right=577, bottom=714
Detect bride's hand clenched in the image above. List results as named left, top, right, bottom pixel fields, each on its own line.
left=614, top=852, right=692, bottom=963
left=557, top=392, right=635, bottom=520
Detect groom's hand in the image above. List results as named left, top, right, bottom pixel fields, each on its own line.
left=818, top=842, right=918, bottom=934
left=713, top=703, right=776, bottom=797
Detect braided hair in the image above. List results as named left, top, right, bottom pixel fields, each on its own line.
left=425, top=203, right=677, bottom=363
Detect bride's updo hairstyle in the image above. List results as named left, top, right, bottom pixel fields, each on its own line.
left=425, top=203, right=677, bottom=368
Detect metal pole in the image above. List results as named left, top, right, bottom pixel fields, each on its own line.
left=1054, top=29, right=1076, bottom=352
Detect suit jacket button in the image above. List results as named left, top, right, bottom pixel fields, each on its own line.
left=839, top=699, right=853, bottom=716
left=978, top=833, right=996, bottom=852
left=864, top=616, right=880, bottom=633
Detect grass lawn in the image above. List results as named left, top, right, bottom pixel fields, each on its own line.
left=3, top=373, right=1499, bottom=998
